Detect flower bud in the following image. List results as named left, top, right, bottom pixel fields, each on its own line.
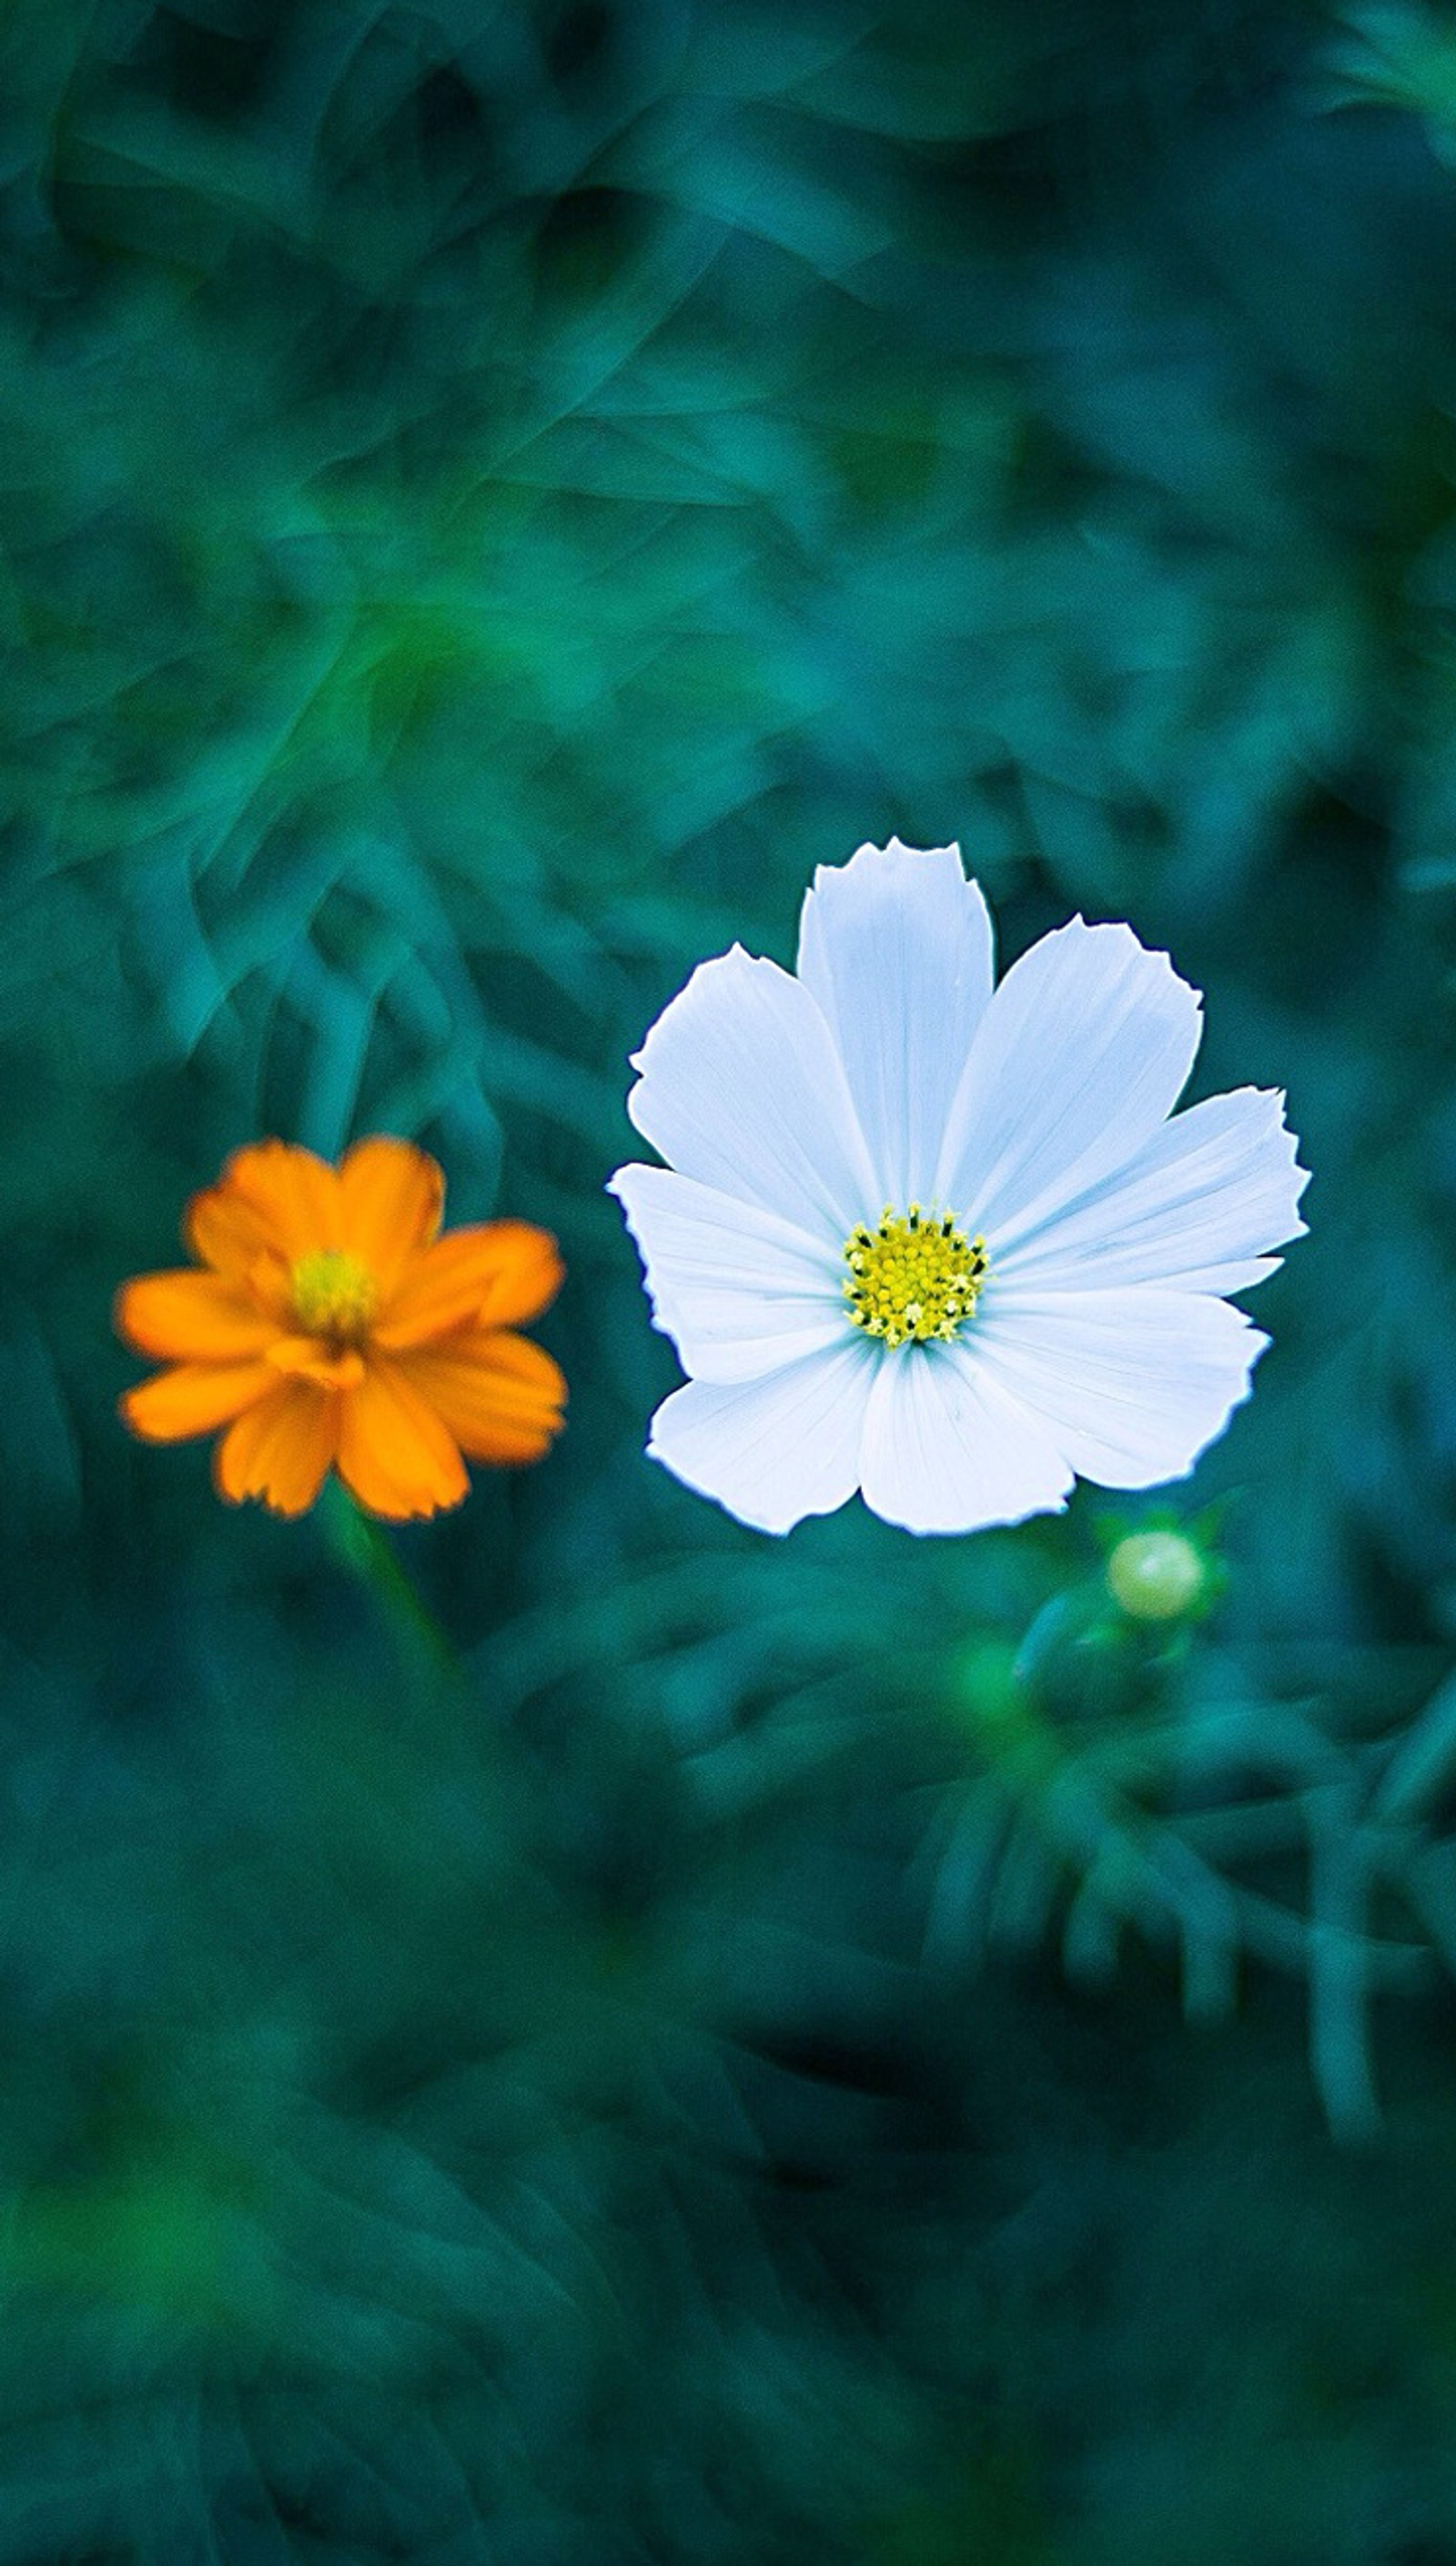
left=1106, top=1529, right=1208, bottom=1623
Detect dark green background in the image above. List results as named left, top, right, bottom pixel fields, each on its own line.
left=7, top=0, right=1456, bottom=2555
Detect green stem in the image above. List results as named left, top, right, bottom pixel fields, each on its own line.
left=317, top=1477, right=460, bottom=1688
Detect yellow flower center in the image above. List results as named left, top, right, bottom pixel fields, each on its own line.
left=842, top=1204, right=988, bottom=1349
left=288, top=1248, right=379, bottom=1344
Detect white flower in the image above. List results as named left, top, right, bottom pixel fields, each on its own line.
left=608, top=840, right=1309, bottom=1537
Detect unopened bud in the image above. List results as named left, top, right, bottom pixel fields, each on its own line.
left=1106, top=1530, right=1208, bottom=1623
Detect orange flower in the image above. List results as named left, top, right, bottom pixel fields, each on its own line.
left=115, top=1138, right=566, bottom=1519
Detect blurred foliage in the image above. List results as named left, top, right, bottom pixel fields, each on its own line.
left=7, top=0, right=1456, bottom=2555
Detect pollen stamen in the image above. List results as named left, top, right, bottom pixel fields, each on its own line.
left=288, top=1248, right=379, bottom=1344
left=841, top=1202, right=987, bottom=1350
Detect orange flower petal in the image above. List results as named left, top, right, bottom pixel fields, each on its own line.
left=394, top=1329, right=566, bottom=1465
left=114, top=1271, right=278, bottom=1363
left=247, top=1253, right=296, bottom=1325
left=119, top=1360, right=278, bottom=1445
left=338, top=1137, right=445, bottom=1295
left=266, top=1338, right=367, bottom=1390
left=213, top=1141, right=343, bottom=1261
left=335, top=1353, right=470, bottom=1520
left=184, top=1182, right=279, bottom=1282
left=213, top=1379, right=340, bottom=1516
left=374, top=1222, right=564, bottom=1349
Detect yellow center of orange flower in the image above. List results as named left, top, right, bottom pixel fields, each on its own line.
left=288, top=1248, right=379, bottom=1344
left=842, top=1205, right=988, bottom=1349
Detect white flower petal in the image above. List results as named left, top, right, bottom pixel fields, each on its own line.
left=795, top=838, right=996, bottom=1205
left=608, top=1163, right=846, bottom=1384
left=858, top=1344, right=1073, bottom=1537
left=626, top=946, right=878, bottom=1236
left=646, top=1341, right=878, bottom=1535
left=995, top=1086, right=1309, bottom=1294
left=976, top=1284, right=1268, bottom=1488
left=934, top=918, right=1203, bottom=1246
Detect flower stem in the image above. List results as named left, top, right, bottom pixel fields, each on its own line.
left=317, top=1477, right=460, bottom=1689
